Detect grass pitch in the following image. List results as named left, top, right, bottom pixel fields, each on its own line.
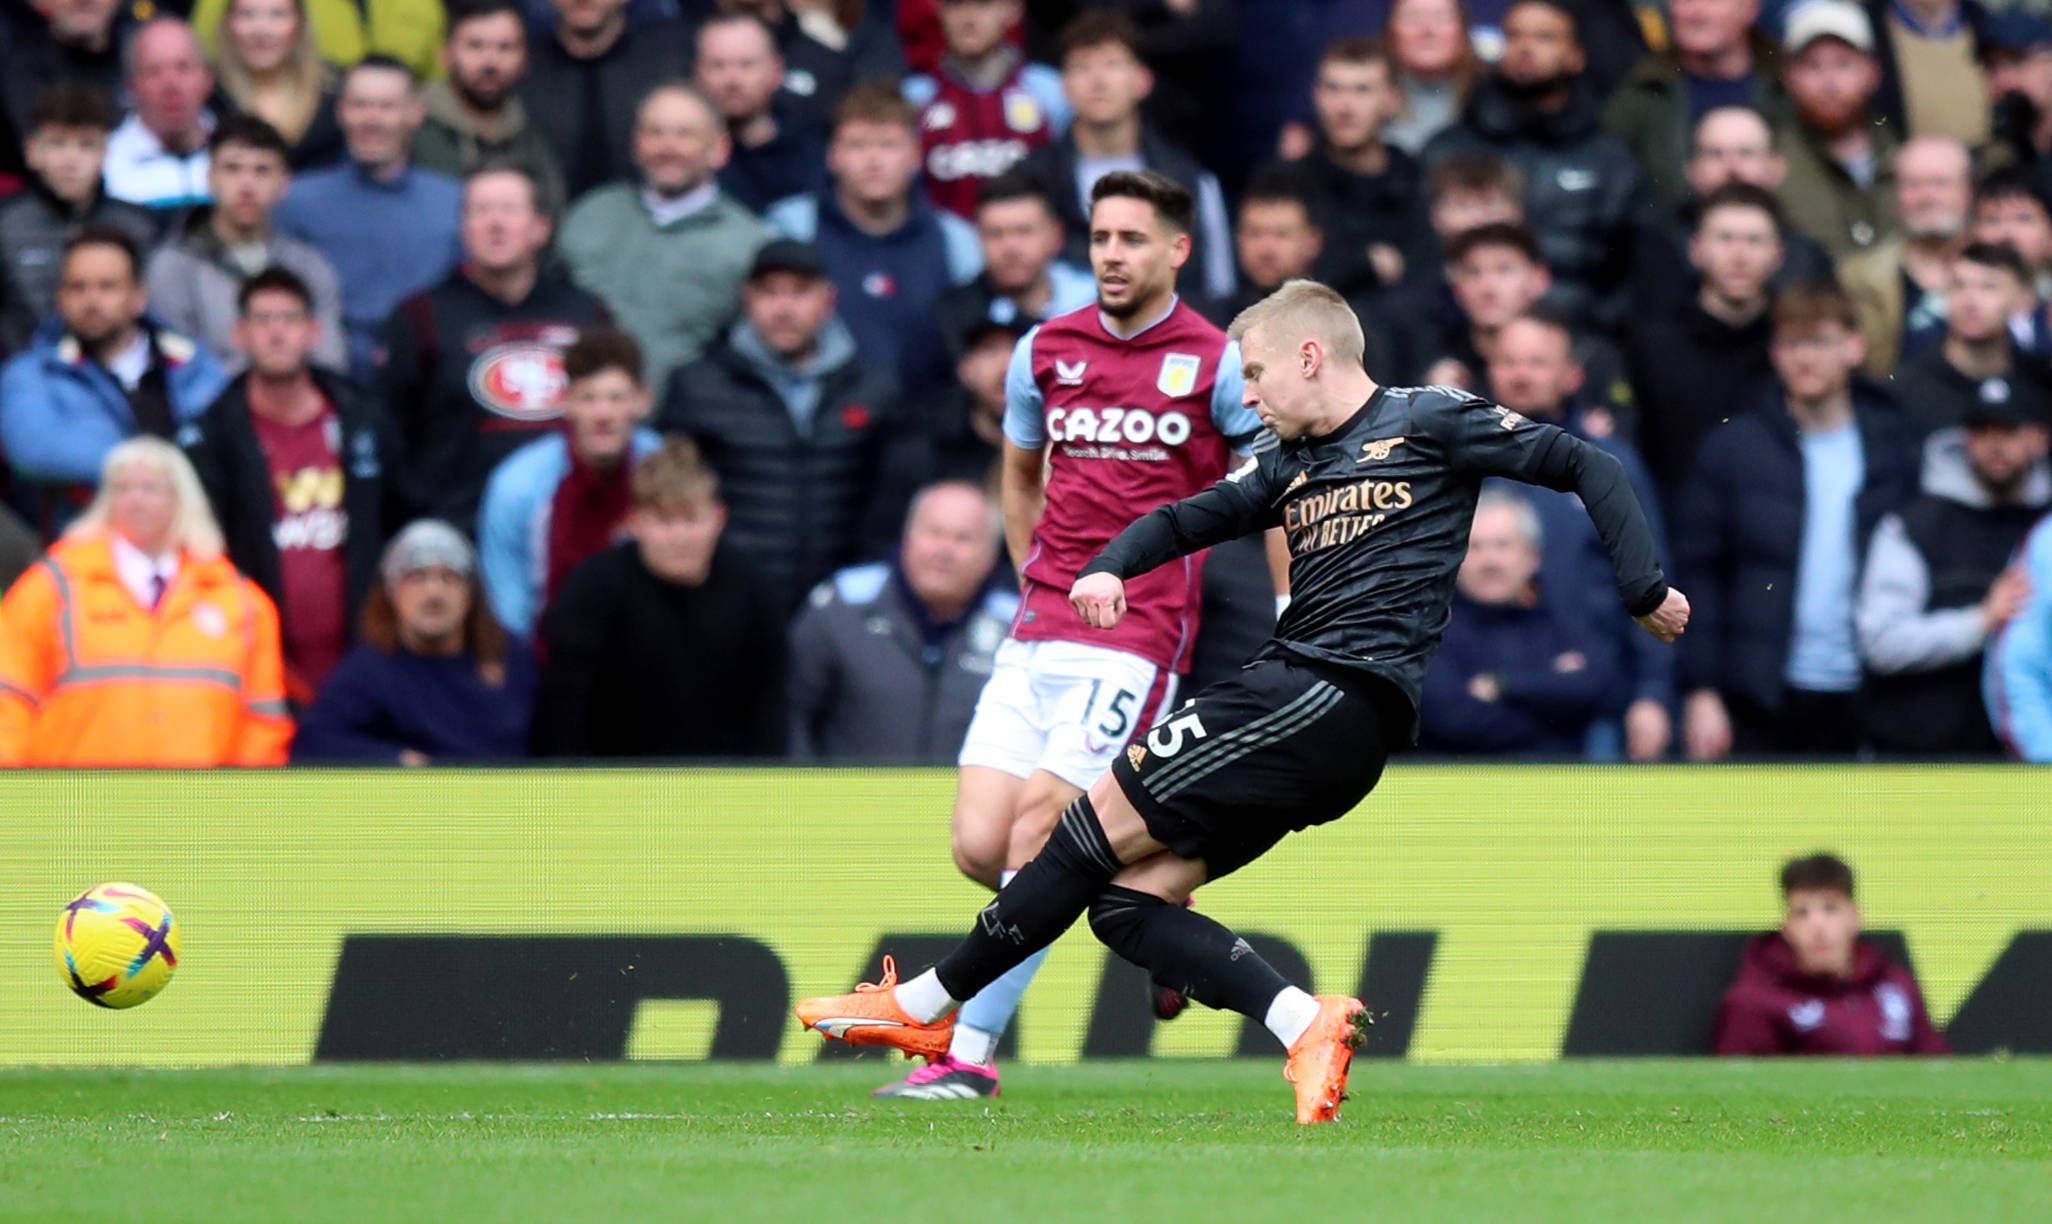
left=1, top=1060, right=2047, bottom=1222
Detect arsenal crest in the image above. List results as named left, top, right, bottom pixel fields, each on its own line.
left=1157, top=352, right=1202, bottom=398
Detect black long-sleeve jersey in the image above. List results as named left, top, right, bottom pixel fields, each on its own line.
left=1079, top=384, right=1669, bottom=741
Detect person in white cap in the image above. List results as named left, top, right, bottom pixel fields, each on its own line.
left=1775, top=0, right=1901, bottom=262
left=294, top=519, right=536, bottom=764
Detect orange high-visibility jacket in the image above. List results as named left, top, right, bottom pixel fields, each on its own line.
left=0, top=533, right=293, bottom=767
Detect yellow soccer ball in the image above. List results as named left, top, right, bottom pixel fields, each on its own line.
left=54, top=883, right=181, bottom=1009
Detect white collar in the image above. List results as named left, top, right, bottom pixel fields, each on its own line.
left=642, top=180, right=719, bottom=226
left=110, top=534, right=180, bottom=609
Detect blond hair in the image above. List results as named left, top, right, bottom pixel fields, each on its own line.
left=1227, top=279, right=1367, bottom=369
left=632, top=437, right=722, bottom=513
left=212, top=0, right=329, bottom=143
left=67, top=437, right=226, bottom=560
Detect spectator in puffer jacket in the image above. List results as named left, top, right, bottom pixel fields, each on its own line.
left=1858, top=400, right=2049, bottom=755
left=479, top=325, right=662, bottom=640
left=295, top=520, right=536, bottom=764
left=1419, top=486, right=1616, bottom=756
left=659, top=238, right=925, bottom=613
left=0, top=226, right=230, bottom=536
left=1987, top=511, right=2052, bottom=760
left=1676, top=280, right=1919, bottom=760
left=1422, top=0, right=1648, bottom=328
left=788, top=480, right=1014, bottom=762
left=0, top=82, right=159, bottom=355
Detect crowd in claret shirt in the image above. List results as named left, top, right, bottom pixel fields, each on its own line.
left=6, top=0, right=2052, bottom=765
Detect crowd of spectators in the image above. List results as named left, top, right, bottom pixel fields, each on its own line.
left=4, top=0, right=2052, bottom=766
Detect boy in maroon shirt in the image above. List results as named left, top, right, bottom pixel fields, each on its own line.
left=1715, top=853, right=1949, bottom=1056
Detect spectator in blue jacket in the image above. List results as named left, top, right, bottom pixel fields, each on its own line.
left=1988, top=513, right=2052, bottom=760
left=1676, top=280, right=1919, bottom=759
left=273, top=56, right=463, bottom=381
left=479, top=325, right=663, bottom=640
left=0, top=225, right=228, bottom=534
left=294, top=520, right=535, bottom=764
left=767, top=80, right=982, bottom=400
left=1419, top=487, right=1615, bottom=755
left=1487, top=308, right=1674, bottom=760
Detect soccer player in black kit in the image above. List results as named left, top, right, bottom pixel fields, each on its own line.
left=797, top=281, right=1691, bottom=1122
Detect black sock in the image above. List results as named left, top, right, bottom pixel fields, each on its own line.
left=933, top=795, right=1123, bottom=1000
left=1088, top=885, right=1290, bottom=1019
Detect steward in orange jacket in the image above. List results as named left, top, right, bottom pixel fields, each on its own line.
left=0, top=533, right=292, bottom=766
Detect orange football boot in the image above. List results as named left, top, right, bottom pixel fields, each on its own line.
left=795, top=956, right=955, bottom=1062
left=1283, top=996, right=1371, bottom=1124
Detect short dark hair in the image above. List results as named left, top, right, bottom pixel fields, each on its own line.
left=1089, top=169, right=1194, bottom=235
left=464, top=157, right=550, bottom=216
left=1781, top=852, right=1856, bottom=899
left=30, top=82, right=117, bottom=134
left=1508, top=301, right=1576, bottom=344
left=1318, top=35, right=1394, bottom=77
left=1974, top=165, right=2052, bottom=216
left=1960, top=239, right=2033, bottom=284
left=62, top=223, right=143, bottom=280
left=976, top=171, right=1055, bottom=215
left=344, top=53, right=418, bottom=92
left=1694, top=180, right=1786, bottom=232
left=1238, top=167, right=1315, bottom=219
left=237, top=265, right=314, bottom=315
left=1506, top=0, right=1579, bottom=40
left=210, top=112, right=292, bottom=161
left=1446, top=221, right=1542, bottom=266
left=1058, top=10, right=1143, bottom=63
left=1428, top=151, right=1524, bottom=203
left=564, top=325, right=645, bottom=387
left=1772, top=278, right=1859, bottom=336
left=445, top=0, right=526, bottom=38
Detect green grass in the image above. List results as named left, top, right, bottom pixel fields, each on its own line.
left=2, top=1061, right=2048, bottom=1222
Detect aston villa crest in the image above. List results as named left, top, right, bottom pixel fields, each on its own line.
left=1157, top=352, right=1202, bottom=398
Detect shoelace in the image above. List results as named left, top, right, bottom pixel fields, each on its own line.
left=855, top=955, right=902, bottom=994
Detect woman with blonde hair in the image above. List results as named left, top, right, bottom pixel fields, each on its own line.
left=210, top=0, right=345, bottom=167
left=0, top=437, right=292, bottom=767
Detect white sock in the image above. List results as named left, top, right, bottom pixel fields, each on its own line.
left=893, top=969, right=959, bottom=1025
left=950, top=1024, right=1000, bottom=1065
left=1264, top=986, right=1322, bottom=1048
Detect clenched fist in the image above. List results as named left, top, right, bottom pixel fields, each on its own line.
left=1636, top=588, right=1691, bottom=643
left=1070, top=572, right=1128, bottom=629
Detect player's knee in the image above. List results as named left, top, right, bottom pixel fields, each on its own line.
left=950, top=826, right=1006, bottom=888
left=1086, top=885, right=1162, bottom=951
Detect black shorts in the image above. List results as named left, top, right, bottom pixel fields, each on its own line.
left=1109, top=656, right=1406, bottom=880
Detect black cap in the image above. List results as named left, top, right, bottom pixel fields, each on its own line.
left=748, top=239, right=826, bottom=282
left=1963, top=374, right=2052, bottom=428
left=952, top=301, right=1034, bottom=355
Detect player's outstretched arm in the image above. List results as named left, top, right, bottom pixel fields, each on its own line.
left=1070, top=456, right=1282, bottom=625
left=1517, top=430, right=1684, bottom=637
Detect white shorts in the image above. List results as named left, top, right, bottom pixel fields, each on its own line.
left=957, top=638, right=1179, bottom=791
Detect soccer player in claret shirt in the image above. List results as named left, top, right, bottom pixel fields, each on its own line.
left=799, top=280, right=1690, bottom=1122
left=862, top=169, right=1269, bottom=1101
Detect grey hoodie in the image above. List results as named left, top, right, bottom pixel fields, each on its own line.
left=1856, top=429, right=2052, bottom=675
